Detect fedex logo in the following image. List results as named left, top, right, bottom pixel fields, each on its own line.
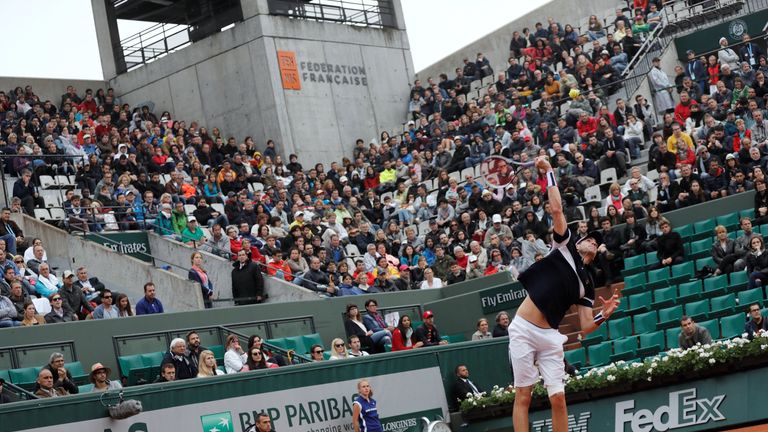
left=615, top=388, right=725, bottom=432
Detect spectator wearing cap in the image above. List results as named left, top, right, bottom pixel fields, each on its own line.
left=414, top=311, right=448, bottom=347
left=90, top=362, right=122, bottom=392
left=181, top=216, right=207, bottom=246
left=59, top=269, right=93, bottom=320
left=718, top=37, right=741, bottom=71
left=484, top=214, right=514, bottom=248
left=477, top=189, right=503, bottom=217
left=290, top=211, right=305, bottom=230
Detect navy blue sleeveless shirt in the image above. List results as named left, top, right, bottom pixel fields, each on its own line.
left=518, top=230, right=595, bottom=328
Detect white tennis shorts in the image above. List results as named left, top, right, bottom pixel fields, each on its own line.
left=508, top=315, right=568, bottom=396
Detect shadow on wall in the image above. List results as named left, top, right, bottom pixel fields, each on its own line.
left=10, top=214, right=205, bottom=312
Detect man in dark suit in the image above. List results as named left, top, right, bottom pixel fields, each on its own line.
left=451, top=364, right=483, bottom=411
left=72, top=266, right=106, bottom=303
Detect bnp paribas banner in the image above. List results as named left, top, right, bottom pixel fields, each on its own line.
left=16, top=367, right=448, bottom=432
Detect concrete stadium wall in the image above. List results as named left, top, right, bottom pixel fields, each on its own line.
left=0, top=77, right=107, bottom=105
left=416, top=0, right=622, bottom=80
left=108, top=1, right=413, bottom=166
left=146, top=232, right=321, bottom=304
left=0, top=272, right=511, bottom=376
left=11, top=214, right=204, bottom=312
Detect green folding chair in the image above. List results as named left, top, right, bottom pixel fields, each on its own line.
left=610, top=337, right=638, bottom=362
left=141, top=351, right=165, bottom=380
left=622, top=254, right=647, bottom=277
left=587, top=341, right=613, bottom=367
left=685, top=299, right=710, bottom=321
left=266, top=337, right=289, bottom=350
left=737, top=287, right=764, bottom=309
left=709, top=293, right=736, bottom=318
left=283, top=336, right=310, bottom=356
left=717, top=212, right=740, bottom=231
left=670, top=261, right=695, bottom=284
left=623, top=272, right=647, bottom=295
left=702, top=274, right=728, bottom=298
left=692, top=218, right=716, bottom=241
left=633, top=311, right=658, bottom=335
left=9, top=367, right=41, bottom=391
left=688, top=239, right=712, bottom=260
left=728, top=271, right=750, bottom=292
left=638, top=331, right=665, bottom=357
left=209, top=345, right=225, bottom=363
left=739, top=209, right=755, bottom=222
left=657, top=305, right=684, bottom=330
left=302, top=333, right=324, bottom=353
left=608, top=316, right=633, bottom=339
left=699, top=319, right=720, bottom=339
left=646, top=267, right=670, bottom=290
left=564, top=347, right=586, bottom=369
left=720, top=313, right=748, bottom=339
left=626, top=291, right=652, bottom=315
left=678, top=280, right=703, bottom=303
left=652, top=286, right=677, bottom=309
left=665, top=327, right=682, bottom=349
left=673, top=224, right=694, bottom=242
left=581, top=324, right=607, bottom=347
left=64, top=362, right=89, bottom=386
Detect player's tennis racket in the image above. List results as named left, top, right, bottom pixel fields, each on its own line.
left=478, top=156, right=534, bottom=189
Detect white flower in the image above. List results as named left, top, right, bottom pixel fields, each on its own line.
left=607, top=375, right=616, bottom=382
left=709, top=358, right=716, bottom=364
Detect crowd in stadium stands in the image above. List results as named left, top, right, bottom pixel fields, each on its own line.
left=0, top=0, right=768, bottom=361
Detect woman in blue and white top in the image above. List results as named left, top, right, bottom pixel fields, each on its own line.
left=352, top=380, right=382, bottom=432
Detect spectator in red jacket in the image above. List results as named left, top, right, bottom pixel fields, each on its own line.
left=391, top=314, right=424, bottom=351
left=674, top=91, right=697, bottom=125
left=576, top=112, right=598, bottom=141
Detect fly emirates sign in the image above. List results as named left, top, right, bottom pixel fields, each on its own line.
left=614, top=388, right=726, bottom=432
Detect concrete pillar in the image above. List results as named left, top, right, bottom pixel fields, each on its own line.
left=387, top=0, right=406, bottom=30
left=91, top=0, right=123, bottom=80
left=241, top=0, right=271, bottom=19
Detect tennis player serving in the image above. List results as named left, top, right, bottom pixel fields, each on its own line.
left=509, top=156, right=620, bottom=432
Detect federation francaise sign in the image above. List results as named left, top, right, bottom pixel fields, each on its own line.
left=277, top=50, right=369, bottom=90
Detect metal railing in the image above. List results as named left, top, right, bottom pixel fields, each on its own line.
left=111, top=321, right=314, bottom=365
left=120, top=23, right=192, bottom=72
left=267, top=0, right=397, bottom=28
left=617, top=0, right=768, bottom=104
left=114, top=0, right=243, bottom=72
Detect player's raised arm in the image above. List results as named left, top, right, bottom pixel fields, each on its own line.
left=535, top=156, right=567, bottom=237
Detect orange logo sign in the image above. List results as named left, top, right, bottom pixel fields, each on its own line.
left=277, top=51, right=301, bottom=90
